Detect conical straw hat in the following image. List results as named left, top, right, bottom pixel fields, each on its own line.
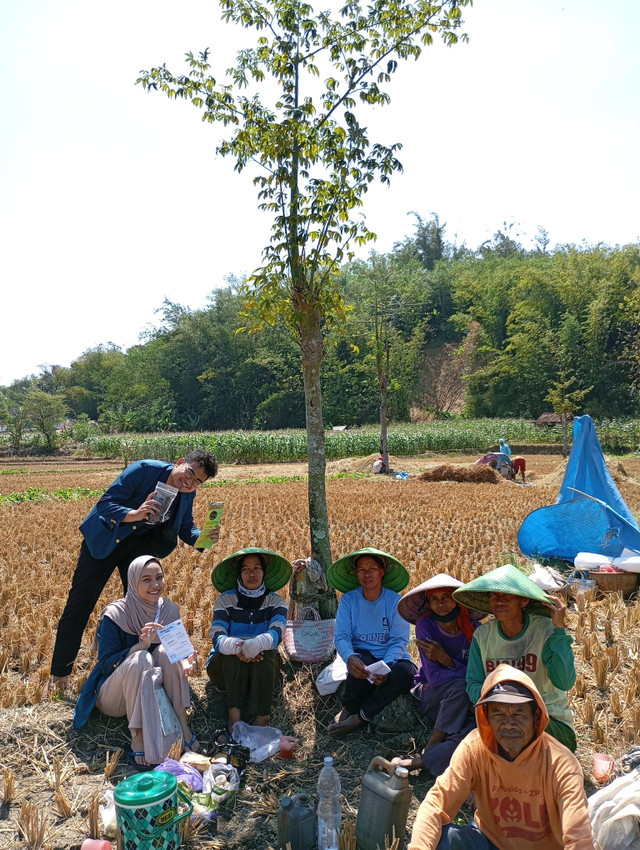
left=327, top=547, right=409, bottom=593
left=453, top=564, right=553, bottom=618
left=398, top=573, right=465, bottom=624
left=211, top=547, right=293, bottom=593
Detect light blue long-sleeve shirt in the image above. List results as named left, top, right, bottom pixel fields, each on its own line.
left=334, top=586, right=411, bottom=666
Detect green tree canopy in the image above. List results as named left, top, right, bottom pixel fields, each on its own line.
left=24, top=390, right=68, bottom=451
left=137, top=0, right=471, bottom=568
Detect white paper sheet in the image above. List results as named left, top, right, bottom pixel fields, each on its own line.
left=365, top=659, right=391, bottom=683
left=158, top=618, right=195, bottom=664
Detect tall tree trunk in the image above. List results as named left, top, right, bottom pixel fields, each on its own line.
left=299, top=308, right=337, bottom=617
left=377, top=336, right=390, bottom=473
left=379, top=373, right=389, bottom=473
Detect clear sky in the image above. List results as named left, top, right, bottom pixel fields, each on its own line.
left=1, top=0, right=638, bottom=386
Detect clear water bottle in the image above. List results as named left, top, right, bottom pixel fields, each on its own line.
left=317, top=756, right=341, bottom=850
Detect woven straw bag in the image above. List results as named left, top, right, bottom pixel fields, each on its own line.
left=283, top=606, right=335, bottom=664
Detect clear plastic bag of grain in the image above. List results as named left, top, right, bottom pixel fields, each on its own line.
left=148, top=481, right=179, bottom=523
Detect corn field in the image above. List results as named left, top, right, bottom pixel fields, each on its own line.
left=67, top=419, right=640, bottom=464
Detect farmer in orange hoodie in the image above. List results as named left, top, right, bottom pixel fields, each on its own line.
left=408, top=664, right=594, bottom=850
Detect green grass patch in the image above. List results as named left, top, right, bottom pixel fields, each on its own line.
left=0, top=487, right=104, bottom=504
left=79, top=419, right=577, bottom=464
left=0, top=472, right=371, bottom=502
left=76, top=418, right=640, bottom=465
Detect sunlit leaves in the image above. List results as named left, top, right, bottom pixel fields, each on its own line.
left=137, top=0, right=470, bottom=330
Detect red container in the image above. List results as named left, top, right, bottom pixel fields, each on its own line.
left=280, top=736, right=296, bottom=759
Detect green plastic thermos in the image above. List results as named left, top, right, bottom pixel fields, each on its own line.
left=355, top=758, right=411, bottom=850
left=114, top=770, right=193, bottom=850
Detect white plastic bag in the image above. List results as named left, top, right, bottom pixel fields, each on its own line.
left=575, top=549, right=640, bottom=572
left=528, top=563, right=567, bottom=593
left=202, top=762, right=240, bottom=804
left=575, top=552, right=615, bottom=569
left=99, top=788, right=117, bottom=837
left=231, top=720, right=282, bottom=763
left=315, top=654, right=348, bottom=695
left=589, top=766, right=640, bottom=849
left=191, top=763, right=241, bottom=820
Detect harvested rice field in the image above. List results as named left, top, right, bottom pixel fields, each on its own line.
left=1, top=452, right=640, bottom=848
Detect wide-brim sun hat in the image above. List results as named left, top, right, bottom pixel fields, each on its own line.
left=211, top=547, right=293, bottom=593
left=453, top=564, right=553, bottom=618
left=327, top=547, right=410, bottom=593
left=398, top=573, right=465, bottom=624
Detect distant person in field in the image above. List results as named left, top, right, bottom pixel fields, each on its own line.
left=498, top=438, right=511, bottom=456
left=395, top=574, right=480, bottom=776
left=206, top=548, right=291, bottom=739
left=373, top=455, right=387, bottom=474
left=327, top=548, right=416, bottom=738
left=454, top=564, right=577, bottom=751
left=511, top=455, right=526, bottom=481
left=73, top=556, right=199, bottom=767
left=48, top=450, right=218, bottom=695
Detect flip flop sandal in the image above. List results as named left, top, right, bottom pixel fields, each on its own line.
left=183, top=731, right=200, bottom=753
left=126, top=751, right=157, bottom=772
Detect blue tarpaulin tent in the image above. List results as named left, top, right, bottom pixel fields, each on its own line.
left=518, top=415, right=640, bottom=561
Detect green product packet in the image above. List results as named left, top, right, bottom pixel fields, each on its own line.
left=195, top=501, right=224, bottom=549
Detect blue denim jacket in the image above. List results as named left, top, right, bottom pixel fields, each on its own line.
left=79, top=460, right=199, bottom=559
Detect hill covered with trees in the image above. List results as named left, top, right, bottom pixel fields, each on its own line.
left=3, top=216, right=639, bottom=438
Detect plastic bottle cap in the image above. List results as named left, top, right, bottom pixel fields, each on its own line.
left=395, top=767, right=409, bottom=778
left=281, top=797, right=293, bottom=809
left=323, top=756, right=333, bottom=765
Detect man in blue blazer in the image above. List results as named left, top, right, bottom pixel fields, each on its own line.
left=48, top=449, right=218, bottom=690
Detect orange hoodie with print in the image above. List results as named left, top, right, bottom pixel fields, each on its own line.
left=408, top=664, right=594, bottom=850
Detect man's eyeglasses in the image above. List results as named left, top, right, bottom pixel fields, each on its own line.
left=183, top=464, right=207, bottom=487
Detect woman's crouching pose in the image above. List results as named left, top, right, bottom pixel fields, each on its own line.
left=74, top=556, right=198, bottom=767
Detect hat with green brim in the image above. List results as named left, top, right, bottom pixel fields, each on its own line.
left=211, top=547, right=293, bottom=593
left=327, top=547, right=410, bottom=593
left=452, top=564, right=553, bottom=618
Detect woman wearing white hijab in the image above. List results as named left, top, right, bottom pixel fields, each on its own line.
left=74, top=555, right=198, bottom=766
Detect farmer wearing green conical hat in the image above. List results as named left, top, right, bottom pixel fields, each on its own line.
left=454, top=564, right=577, bottom=751
left=206, top=548, right=292, bottom=735
left=326, top=548, right=416, bottom=738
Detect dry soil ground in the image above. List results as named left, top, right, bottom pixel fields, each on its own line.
left=1, top=451, right=640, bottom=849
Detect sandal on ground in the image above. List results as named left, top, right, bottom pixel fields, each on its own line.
left=126, top=751, right=157, bottom=772
left=184, top=731, right=201, bottom=753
